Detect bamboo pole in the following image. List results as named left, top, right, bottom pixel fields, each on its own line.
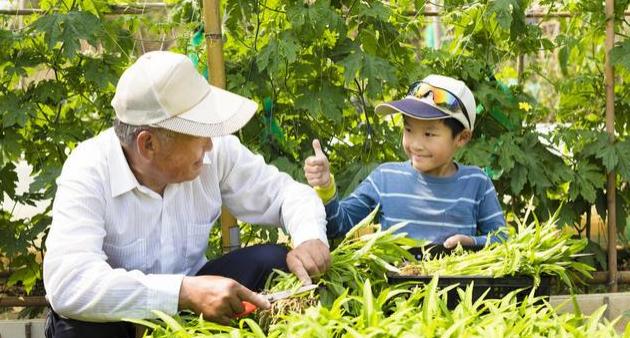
left=604, top=0, right=618, bottom=293
left=203, top=0, right=226, bottom=88
left=0, top=296, right=48, bottom=307
left=202, top=0, right=240, bottom=253
left=590, top=271, right=630, bottom=284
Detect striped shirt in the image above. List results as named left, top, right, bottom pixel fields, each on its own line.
left=325, top=161, right=505, bottom=245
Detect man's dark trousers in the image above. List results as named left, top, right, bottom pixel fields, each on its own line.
left=45, top=244, right=289, bottom=338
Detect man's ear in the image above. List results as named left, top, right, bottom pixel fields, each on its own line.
left=456, top=129, right=472, bottom=147
left=135, top=130, right=158, bottom=160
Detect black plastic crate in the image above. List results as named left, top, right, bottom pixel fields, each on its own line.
left=388, top=274, right=552, bottom=309
left=388, top=246, right=552, bottom=309
left=407, top=244, right=485, bottom=260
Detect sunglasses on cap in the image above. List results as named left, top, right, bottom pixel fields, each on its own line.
left=406, top=81, right=472, bottom=129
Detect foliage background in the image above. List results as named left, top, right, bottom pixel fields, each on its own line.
left=0, top=0, right=629, bottom=296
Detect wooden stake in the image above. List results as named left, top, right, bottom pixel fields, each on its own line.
left=202, top=0, right=240, bottom=253
left=604, top=0, right=617, bottom=292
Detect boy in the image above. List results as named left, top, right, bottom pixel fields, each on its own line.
left=304, top=74, right=505, bottom=248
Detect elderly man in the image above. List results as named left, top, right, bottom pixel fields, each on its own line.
left=43, top=51, right=330, bottom=337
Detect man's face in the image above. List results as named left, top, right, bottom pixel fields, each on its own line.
left=152, top=132, right=213, bottom=184
left=402, top=117, right=467, bottom=176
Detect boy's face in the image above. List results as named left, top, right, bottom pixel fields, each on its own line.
left=402, top=117, right=471, bottom=176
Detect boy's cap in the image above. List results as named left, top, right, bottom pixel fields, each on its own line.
left=112, top=51, right=257, bottom=137
left=375, top=74, right=476, bottom=131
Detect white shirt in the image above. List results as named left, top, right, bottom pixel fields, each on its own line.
left=43, top=128, right=327, bottom=321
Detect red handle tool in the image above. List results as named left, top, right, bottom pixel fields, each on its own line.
left=233, top=284, right=317, bottom=318
left=234, top=301, right=257, bottom=318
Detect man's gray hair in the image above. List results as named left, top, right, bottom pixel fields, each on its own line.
left=114, top=118, right=176, bottom=146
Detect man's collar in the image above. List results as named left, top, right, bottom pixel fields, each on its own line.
left=108, top=130, right=141, bottom=198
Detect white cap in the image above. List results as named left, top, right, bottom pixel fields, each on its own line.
left=375, top=74, right=476, bottom=131
left=111, top=51, right=258, bottom=137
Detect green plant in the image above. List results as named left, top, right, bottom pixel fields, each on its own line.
left=400, top=207, right=594, bottom=289
left=2, top=0, right=630, bottom=302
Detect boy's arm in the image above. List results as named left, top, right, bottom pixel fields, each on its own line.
left=322, top=174, right=380, bottom=238
left=313, top=174, right=337, bottom=203
left=474, top=177, right=507, bottom=245
left=303, top=139, right=381, bottom=238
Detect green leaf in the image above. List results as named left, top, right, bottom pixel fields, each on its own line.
left=558, top=202, right=580, bottom=227
left=29, top=11, right=102, bottom=58
left=611, top=39, right=630, bottom=70
left=509, top=165, right=527, bottom=194
left=596, top=143, right=618, bottom=172
left=362, top=54, right=396, bottom=97
left=29, top=14, right=63, bottom=49
left=615, top=140, right=630, bottom=180
left=83, top=57, right=119, bottom=89
left=357, top=1, right=391, bottom=21
left=527, top=159, right=552, bottom=190
left=339, top=49, right=363, bottom=85
left=319, top=83, right=345, bottom=122
left=357, top=29, right=378, bottom=55
left=30, top=165, right=62, bottom=198
left=256, top=39, right=277, bottom=72
left=0, top=129, right=22, bottom=165
left=270, top=157, right=302, bottom=181
left=487, top=0, right=519, bottom=29
left=151, top=310, right=183, bottom=332
left=294, top=93, right=320, bottom=118
left=256, top=33, right=299, bottom=74
left=581, top=132, right=610, bottom=158
left=7, top=259, right=40, bottom=294
left=569, top=162, right=605, bottom=203
left=558, top=45, right=569, bottom=76
left=496, top=136, right=525, bottom=172
left=278, top=32, right=300, bottom=64
left=1, top=92, right=33, bottom=127
left=123, top=318, right=160, bottom=331
left=286, top=1, right=340, bottom=39
left=0, top=163, right=18, bottom=198
left=31, top=80, right=66, bottom=106
left=595, top=190, right=607, bottom=222
left=295, top=83, right=345, bottom=123
left=460, top=139, right=493, bottom=168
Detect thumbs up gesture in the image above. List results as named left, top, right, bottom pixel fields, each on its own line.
left=304, top=139, right=331, bottom=188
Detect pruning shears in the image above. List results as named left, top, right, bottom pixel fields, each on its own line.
left=234, top=284, right=318, bottom=318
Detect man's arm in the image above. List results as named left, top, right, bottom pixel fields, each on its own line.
left=178, top=275, right=269, bottom=325
left=214, top=136, right=330, bottom=283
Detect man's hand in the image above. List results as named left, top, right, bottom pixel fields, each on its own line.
left=286, top=239, right=331, bottom=285
left=304, top=139, right=331, bottom=188
left=178, top=275, right=270, bottom=325
left=443, top=234, right=475, bottom=249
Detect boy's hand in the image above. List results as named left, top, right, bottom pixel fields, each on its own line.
left=443, top=234, right=475, bottom=249
left=304, top=139, right=331, bottom=188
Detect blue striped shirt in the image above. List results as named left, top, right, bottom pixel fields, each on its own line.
left=325, top=161, right=506, bottom=245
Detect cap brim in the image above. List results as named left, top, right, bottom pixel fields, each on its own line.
left=154, top=85, right=258, bottom=137
left=375, top=97, right=448, bottom=121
